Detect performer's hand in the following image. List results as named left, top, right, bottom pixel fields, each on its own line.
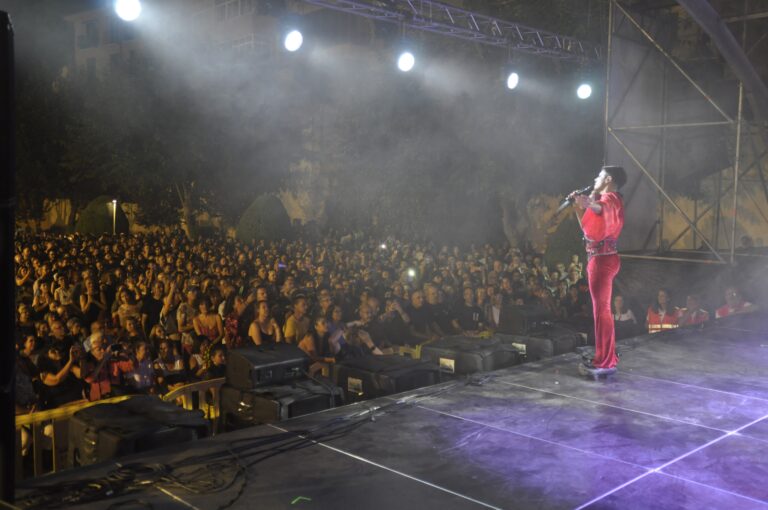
left=574, top=195, right=592, bottom=209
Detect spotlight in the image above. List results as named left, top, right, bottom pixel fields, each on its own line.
left=397, top=52, right=415, bottom=72
left=114, top=0, right=142, bottom=21
left=380, top=243, right=387, bottom=250
left=407, top=268, right=416, bottom=278
left=576, top=83, right=592, bottom=99
left=284, top=30, right=303, bottom=52
left=506, top=72, right=519, bottom=90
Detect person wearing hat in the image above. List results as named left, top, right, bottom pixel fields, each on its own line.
left=36, top=343, right=83, bottom=409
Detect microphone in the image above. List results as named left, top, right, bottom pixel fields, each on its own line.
left=556, top=184, right=593, bottom=213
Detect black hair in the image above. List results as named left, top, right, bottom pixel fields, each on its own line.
left=602, top=165, right=627, bottom=189
left=651, top=287, right=672, bottom=313
left=210, top=344, right=226, bottom=357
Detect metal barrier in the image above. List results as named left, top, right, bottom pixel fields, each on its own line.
left=14, top=395, right=133, bottom=480
left=161, top=377, right=225, bottom=434
left=14, top=378, right=226, bottom=481
left=396, top=340, right=435, bottom=359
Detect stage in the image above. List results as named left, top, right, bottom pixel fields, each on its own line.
left=17, top=313, right=768, bottom=509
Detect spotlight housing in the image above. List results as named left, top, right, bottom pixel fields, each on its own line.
left=506, top=72, right=519, bottom=90
left=114, top=0, right=142, bottom=21
left=577, top=83, right=592, bottom=99
left=284, top=30, right=303, bottom=52
left=397, top=51, right=415, bottom=72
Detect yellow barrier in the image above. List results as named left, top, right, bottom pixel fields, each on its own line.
left=161, top=377, right=225, bottom=434
left=396, top=340, right=436, bottom=359
left=14, top=378, right=226, bottom=481
left=14, top=395, right=133, bottom=481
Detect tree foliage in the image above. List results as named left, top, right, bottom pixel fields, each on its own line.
left=236, top=194, right=292, bottom=243
left=74, top=195, right=129, bottom=235
left=15, top=0, right=605, bottom=245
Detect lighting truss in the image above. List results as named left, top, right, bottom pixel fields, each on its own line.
left=301, top=0, right=601, bottom=61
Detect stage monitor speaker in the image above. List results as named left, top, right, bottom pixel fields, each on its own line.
left=221, top=379, right=343, bottom=429
left=332, top=355, right=440, bottom=403
left=497, top=304, right=554, bottom=335
left=68, top=396, right=208, bottom=467
left=420, top=336, right=521, bottom=374
left=496, top=324, right=585, bottom=361
left=226, top=344, right=309, bottom=390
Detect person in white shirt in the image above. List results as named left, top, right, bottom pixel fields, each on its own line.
left=612, top=294, right=637, bottom=339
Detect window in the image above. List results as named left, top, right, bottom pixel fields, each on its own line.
left=214, top=0, right=254, bottom=21
left=122, top=24, right=135, bottom=40
left=241, top=0, right=256, bottom=15
left=215, top=0, right=227, bottom=21
left=86, top=58, right=96, bottom=79
left=84, top=19, right=99, bottom=46
left=108, top=18, right=121, bottom=43
left=225, top=1, right=239, bottom=20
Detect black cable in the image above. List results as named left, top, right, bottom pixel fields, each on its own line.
left=105, top=499, right=155, bottom=510
left=18, top=380, right=463, bottom=510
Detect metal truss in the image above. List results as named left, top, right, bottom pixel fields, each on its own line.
left=604, top=0, right=768, bottom=265
left=301, top=0, right=601, bottom=61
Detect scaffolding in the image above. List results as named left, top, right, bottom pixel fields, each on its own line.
left=301, top=0, right=601, bottom=61
left=604, top=0, right=768, bottom=265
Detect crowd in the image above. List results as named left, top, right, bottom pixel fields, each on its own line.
left=14, top=230, right=758, bottom=414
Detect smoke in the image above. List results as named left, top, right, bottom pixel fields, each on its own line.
left=12, top=0, right=604, bottom=243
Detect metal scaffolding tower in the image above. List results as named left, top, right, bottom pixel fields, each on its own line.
left=604, top=0, right=768, bottom=265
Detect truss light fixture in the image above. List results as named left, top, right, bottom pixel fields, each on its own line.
left=284, top=30, right=303, bottom=52
left=114, top=0, right=142, bottom=21
left=577, top=83, right=593, bottom=99
left=506, top=71, right=520, bottom=90
left=397, top=51, right=415, bottom=72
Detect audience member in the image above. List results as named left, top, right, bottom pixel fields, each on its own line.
left=677, top=294, right=710, bottom=326
left=715, top=286, right=757, bottom=319
left=283, top=295, right=310, bottom=344
left=453, top=286, right=483, bottom=334
left=248, top=300, right=282, bottom=345
left=14, top=229, right=760, bottom=414
left=612, top=294, right=637, bottom=339
left=126, top=341, right=155, bottom=394
left=646, top=288, right=679, bottom=334
left=37, top=344, right=83, bottom=409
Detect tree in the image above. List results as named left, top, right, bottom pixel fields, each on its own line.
left=236, top=194, right=292, bottom=242
left=75, top=196, right=129, bottom=235
left=15, top=0, right=606, bottom=245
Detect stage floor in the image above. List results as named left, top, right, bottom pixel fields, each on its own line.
left=17, top=313, right=768, bottom=510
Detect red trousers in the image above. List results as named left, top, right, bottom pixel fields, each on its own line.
left=587, top=254, right=620, bottom=368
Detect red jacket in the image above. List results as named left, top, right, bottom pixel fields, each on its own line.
left=647, top=307, right=679, bottom=334
left=677, top=308, right=709, bottom=326
left=715, top=301, right=753, bottom=319
left=581, top=192, right=624, bottom=243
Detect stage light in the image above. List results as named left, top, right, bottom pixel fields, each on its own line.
left=506, top=72, right=519, bottom=90
left=114, top=0, right=142, bottom=21
left=397, top=52, right=415, bottom=72
left=380, top=243, right=387, bottom=250
left=284, top=30, right=303, bottom=52
left=577, top=83, right=592, bottom=99
left=407, top=268, right=416, bottom=278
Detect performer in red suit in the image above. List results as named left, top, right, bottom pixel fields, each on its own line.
left=571, top=166, right=627, bottom=378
